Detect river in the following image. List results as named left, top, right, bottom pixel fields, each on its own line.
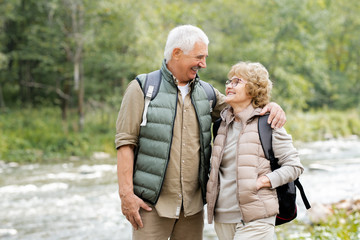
left=1, top=138, right=360, bottom=240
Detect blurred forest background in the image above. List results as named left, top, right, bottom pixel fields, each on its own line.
left=0, top=0, right=359, bottom=162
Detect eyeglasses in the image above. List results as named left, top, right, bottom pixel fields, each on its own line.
left=225, top=78, right=247, bottom=87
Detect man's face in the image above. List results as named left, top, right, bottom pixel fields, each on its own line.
left=175, top=41, right=208, bottom=84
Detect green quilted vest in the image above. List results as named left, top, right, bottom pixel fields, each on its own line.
left=133, top=65, right=212, bottom=205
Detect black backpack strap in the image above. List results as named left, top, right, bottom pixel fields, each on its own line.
left=199, top=80, right=216, bottom=112
left=143, top=70, right=161, bottom=100
left=294, top=179, right=311, bottom=209
left=212, top=118, right=222, bottom=141
left=258, top=115, right=278, bottom=167
left=135, top=70, right=162, bottom=100
left=136, top=70, right=162, bottom=126
left=259, top=115, right=311, bottom=210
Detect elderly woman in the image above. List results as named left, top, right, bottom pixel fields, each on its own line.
left=206, top=61, right=304, bottom=240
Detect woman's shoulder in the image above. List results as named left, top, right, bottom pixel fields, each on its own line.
left=272, top=127, right=294, bottom=144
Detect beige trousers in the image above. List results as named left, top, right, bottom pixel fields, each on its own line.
left=214, top=220, right=275, bottom=240
left=132, top=207, right=204, bottom=240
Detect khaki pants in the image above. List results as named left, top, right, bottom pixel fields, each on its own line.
left=132, top=207, right=204, bottom=240
left=214, top=220, right=275, bottom=240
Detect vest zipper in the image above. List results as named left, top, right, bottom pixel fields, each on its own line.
left=190, top=91, right=209, bottom=203
left=153, top=87, right=178, bottom=205
left=236, top=122, right=247, bottom=222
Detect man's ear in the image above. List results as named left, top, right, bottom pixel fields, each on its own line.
left=172, top=48, right=182, bottom=60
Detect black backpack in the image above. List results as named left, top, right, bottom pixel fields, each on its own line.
left=136, top=70, right=216, bottom=126
left=212, top=115, right=311, bottom=225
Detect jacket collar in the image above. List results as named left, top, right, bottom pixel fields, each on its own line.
left=220, top=104, right=263, bottom=125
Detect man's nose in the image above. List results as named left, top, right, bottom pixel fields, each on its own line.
left=199, top=59, right=207, bottom=68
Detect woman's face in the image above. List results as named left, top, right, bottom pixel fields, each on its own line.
left=225, top=76, right=252, bottom=106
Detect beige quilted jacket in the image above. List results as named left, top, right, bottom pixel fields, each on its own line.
left=206, top=106, right=303, bottom=224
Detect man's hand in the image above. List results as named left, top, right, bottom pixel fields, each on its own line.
left=117, top=145, right=152, bottom=230
left=120, top=192, right=152, bottom=230
left=260, top=102, right=286, bottom=128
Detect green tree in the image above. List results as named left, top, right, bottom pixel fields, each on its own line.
left=1, top=0, right=359, bottom=115
left=321, top=0, right=360, bottom=109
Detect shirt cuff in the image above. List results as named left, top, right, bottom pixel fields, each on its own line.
left=115, top=133, right=138, bottom=149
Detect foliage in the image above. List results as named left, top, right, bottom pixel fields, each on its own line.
left=0, top=0, right=359, bottom=162
left=286, top=109, right=360, bottom=142
left=0, top=0, right=359, bottom=113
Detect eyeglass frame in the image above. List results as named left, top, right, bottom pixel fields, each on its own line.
left=225, top=77, right=247, bottom=87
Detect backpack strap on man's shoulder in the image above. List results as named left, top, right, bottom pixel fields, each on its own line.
left=136, top=70, right=162, bottom=126
left=136, top=70, right=162, bottom=100
left=212, top=117, right=222, bottom=142
left=143, top=70, right=161, bottom=101
left=199, top=80, right=216, bottom=112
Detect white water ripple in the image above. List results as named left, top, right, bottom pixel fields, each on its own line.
left=0, top=139, right=359, bottom=240
left=0, top=182, right=68, bottom=193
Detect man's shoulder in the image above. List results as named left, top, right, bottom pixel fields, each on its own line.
left=123, top=79, right=144, bottom=98
left=135, top=73, right=147, bottom=83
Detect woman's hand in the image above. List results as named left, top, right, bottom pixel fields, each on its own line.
left=256, top=175, right=272, bottom=190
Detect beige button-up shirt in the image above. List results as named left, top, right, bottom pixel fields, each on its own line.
left=116, top=78, right=226, bottom=218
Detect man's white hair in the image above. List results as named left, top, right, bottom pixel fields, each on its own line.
left=164, top=25, right=209, bottom=63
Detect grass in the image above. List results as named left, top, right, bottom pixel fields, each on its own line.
left=0, top=107, right=359, bottom=163
left=0, top=106, right=117, bottom=163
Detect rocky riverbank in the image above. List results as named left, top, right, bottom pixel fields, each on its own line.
left=307, top=196, right=360, bottom=224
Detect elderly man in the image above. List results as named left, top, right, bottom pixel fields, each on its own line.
left=115, top=25, right=286, bottom=240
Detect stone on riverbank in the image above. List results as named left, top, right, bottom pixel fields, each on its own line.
left=307, top=196, right=360, bottom=224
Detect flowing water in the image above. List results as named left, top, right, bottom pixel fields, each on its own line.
left=1, top=137, right=360, bottom=240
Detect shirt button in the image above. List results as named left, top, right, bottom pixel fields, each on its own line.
left=178, top=194, right=182, bottom=198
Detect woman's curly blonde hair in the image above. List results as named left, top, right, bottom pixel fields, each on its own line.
left=227, top=61, right=272, bottom=108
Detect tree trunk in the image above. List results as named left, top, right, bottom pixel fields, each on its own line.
left=61, top=79, right=71, bottom=120
left=0, top=83, right=6, bottom=109
left=77, top=62, right=84, bottom=131
left=68, top=0, right=85, bottom=131
left=76, top=2, right=84, bottom=131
